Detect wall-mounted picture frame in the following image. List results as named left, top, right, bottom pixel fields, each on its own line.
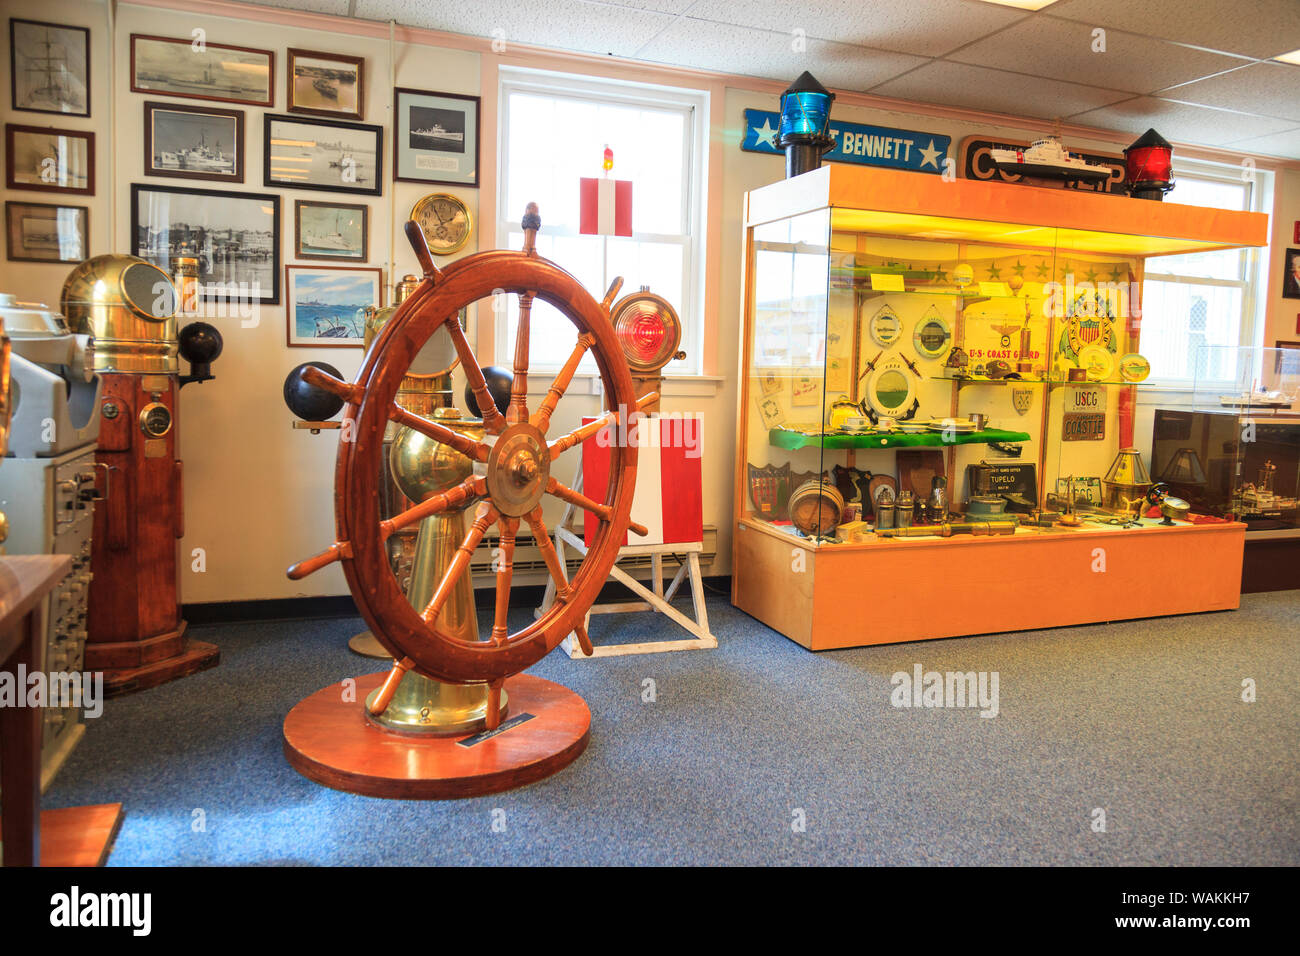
left=1283, top=248, right=1300, bottom=300
left=5, top=124, right=94, bottom=195
left=393, top=87, right=479, bottom=187
left=130, top=34, right=273, bottom=108
left=285, top=265, right=383, bottom=347
left=143, top=101, right=244, bottom=183
left=287, top=48, right=364, bottom=120
left=264, top=114, right=382, bottom=196
left=131, top=183, right=280, bottom=305
left=5, top=200, right=87, bottom=263
left=10, top=19, right=90, bottom=117
left=294, top=200, right=367, bottom=261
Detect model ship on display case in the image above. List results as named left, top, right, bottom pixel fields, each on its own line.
left=990, top=135, right=1111, bottom=186
left=1234, top=460, right=1298, bottom=523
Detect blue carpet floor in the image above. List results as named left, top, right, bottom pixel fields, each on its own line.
left=44, top=591, right=1300, bottom=866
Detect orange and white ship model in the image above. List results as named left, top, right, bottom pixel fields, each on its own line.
left=990, top=135, right=1111, bottom=186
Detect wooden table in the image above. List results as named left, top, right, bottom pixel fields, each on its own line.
left=0, top=555, right=122, bottom=866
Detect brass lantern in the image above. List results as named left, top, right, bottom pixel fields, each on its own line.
left=610, top=287, right=685, bottom=414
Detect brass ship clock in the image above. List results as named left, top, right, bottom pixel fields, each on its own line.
left=410, top=193, right=473, bottom=256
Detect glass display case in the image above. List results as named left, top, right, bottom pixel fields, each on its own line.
left=1152, top=345, right=1300, bottom=534
left=732, top=164, right=1269, bottom=650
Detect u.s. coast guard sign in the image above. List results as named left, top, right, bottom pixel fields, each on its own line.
left=741, top=109, right=951, bottom=174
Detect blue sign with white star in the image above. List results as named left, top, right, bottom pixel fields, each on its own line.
left=742, top=109, right=951, bottom=175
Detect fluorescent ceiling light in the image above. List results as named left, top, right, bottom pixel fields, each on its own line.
left=1275, top=50, right=1300, bottom=66
left=977, top=0, right=1059, bottom=10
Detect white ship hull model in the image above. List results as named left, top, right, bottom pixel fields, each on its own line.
left=990, top=136, right=1111, bottom=186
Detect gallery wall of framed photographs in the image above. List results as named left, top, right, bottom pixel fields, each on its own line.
left=1, top=0, right=485, bottom=604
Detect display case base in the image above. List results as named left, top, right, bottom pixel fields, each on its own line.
left=733, top=518, right=1246, bottom=650
left=283, top=672, right=590, bottom=799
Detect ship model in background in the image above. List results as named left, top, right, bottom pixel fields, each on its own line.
left=990, top=135, right=1112, bottom=187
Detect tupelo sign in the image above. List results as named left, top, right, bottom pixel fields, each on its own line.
left=958, top=136, right=1125, bottom=193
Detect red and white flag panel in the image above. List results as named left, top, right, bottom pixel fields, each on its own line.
left=579, top=177, right=633, bottom=237
left=581, top=414, right=703, bottom=548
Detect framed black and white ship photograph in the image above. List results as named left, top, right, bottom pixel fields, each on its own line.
left=143, top=102, right=244, bottom=183
left=264, top=114, right=382, bottom=196
left=130, top=34, right=274, bottom=108
left=5, top=200, right=87, bottom=263
left=393, top=87, right=479, bottom=187
left=9, top=19, right=90, bottom=117
left=131, top=183, right=280, bottom=304
left=5, top=124, right=94, bottom=195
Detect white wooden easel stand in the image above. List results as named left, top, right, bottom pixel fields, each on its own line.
left=539, top=467, right=716, bottom=659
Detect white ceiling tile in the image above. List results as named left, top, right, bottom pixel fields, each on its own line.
left=948, top=17, right=1252, bottom=94
left=1219, top=127, right=1300, bottom=158
left=354, top=0, right=677, bottom=57
left=1069, top=96, right=1298, bottom=147
left=1158, top=61, right=1300, bottom=122
left=870, top=60, right=1132, bottom=120
left=632, top=17, right=928, bottom=89
left=683, top=0, right=1029, bottom=57
left=1047, top=0, right=1300, bottom=59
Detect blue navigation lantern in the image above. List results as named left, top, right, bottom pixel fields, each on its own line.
left=778, top=71, right=836, bottom=179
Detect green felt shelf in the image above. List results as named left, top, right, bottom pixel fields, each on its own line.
left=769, top=426, right=1032, bottom=451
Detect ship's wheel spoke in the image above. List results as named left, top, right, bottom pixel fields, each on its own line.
left=524, top=507, right=593, bottom=655
left=531, top=333, right=594, bottom=435
left=446, top=318, right=508, bottom=434
left=389, top=403, right=488, bottom=462
left=420, top=502, right=498, bottom=626
left=490, top=517, right=518, bottom=646
left=300, top=365, right=363, bottom=404
left=381, top=475, right=485, bottom=540
left=508, top=293, right=534, bottom=425
left=547, top=390, right=659, bottom=460
left=368, top=656, right=414, bottom=715
left=546, top=476, right=648, bottom=537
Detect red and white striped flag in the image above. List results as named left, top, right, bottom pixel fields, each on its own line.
left=581, top=414, right=702, bottom=547
left=579, top=177, right=633, bottom=237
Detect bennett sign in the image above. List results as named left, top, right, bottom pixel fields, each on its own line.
left=742, top=109, right=951, bottom=174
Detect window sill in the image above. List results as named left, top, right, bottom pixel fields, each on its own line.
left=520, top=372, right=725, bottom=399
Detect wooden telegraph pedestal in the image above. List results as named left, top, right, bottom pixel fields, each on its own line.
left=62, top=255, right=222, bottom=696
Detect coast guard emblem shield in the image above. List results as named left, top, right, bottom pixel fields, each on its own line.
left=1012, top=387, right=1033, bottom=415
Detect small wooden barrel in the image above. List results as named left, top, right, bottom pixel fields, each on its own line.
left=789, top=478, right=844, bottom=536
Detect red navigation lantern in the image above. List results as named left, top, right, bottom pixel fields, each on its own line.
left=1124, top=128, right=1174, bottom=201
left=611, top=287, right=685, bottom=414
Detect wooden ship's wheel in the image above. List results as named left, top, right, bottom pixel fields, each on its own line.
left=282, top=205, right=655, bottom=797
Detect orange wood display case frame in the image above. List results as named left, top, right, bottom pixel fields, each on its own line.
left=732, top=165, right=1269, bottom=651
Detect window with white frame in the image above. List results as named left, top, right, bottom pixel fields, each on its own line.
left=1139, top=163, right=1269, bottom=387
left=497, top=68, right=708, bottom=374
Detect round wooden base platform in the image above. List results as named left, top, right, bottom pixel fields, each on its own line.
left=283, top=673, right=591, bottom=799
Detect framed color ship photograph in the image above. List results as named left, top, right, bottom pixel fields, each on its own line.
left=130, top=34, right=274, bottom=108
left=287, top=49, right=364, bottom=120
left=143, top=102, right=244, bottom=183
left=264, top=114, right=382, bottom=196
left=393, top=87, right=479, bottom=187
left=10, top=19, right=90, bottom=117
left=5, top=124, right=94, bottom=195
left=294, top=200, right=367, bottom=261
left=285, top=264, right=382, bottom=347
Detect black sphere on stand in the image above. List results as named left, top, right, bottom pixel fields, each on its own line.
left=283, top=361, right=346, bottom=421
left=464, top=365, right=514, bottom=419
left=178, top=321, right=223, bottom=386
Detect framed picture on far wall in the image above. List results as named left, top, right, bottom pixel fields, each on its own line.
left=130, top=34, right=273, bottom=108
left=1283, top=248, right=1300, bottom=300
left=285, top=265, right=383, bottom=347
left=10, top=19, right=90, bottom=117
left=393, top=87, right=479, bottom=187
left=143, top=101, right=244, bottom=183
left=287, top=49, right=364, bottom=120
left=5, top=124, right=94, bottom=195
left=264, top=113, right=382, bottom=196
left=131, top=183, right=280, bottom=305
left=5, top=201, right=87, bottom=263
left=295, top=200, right=367, bottom=261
